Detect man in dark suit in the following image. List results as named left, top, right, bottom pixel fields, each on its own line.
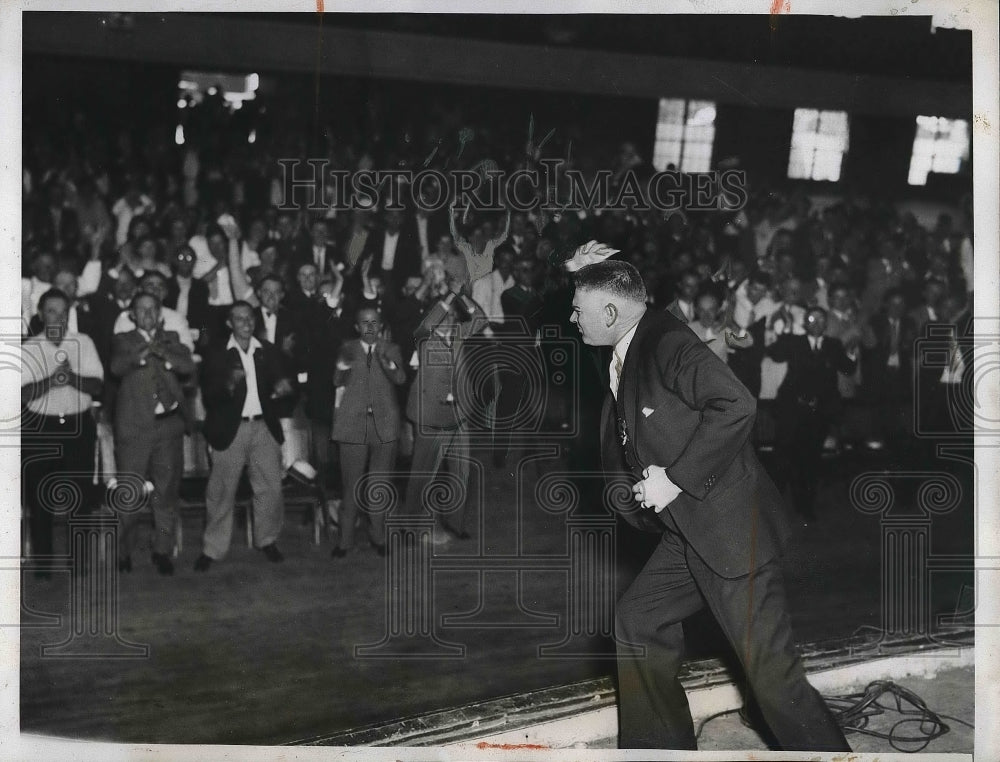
left=330, top=307, right=407, bottom=557
left=110, top=293, right=195, bottom=575
left=300, top=285, right=347, bottom=491
left=767, top=307, right=857, bottom=521
left=284, top=262, right=322, bottom=320
left=195, top=302, right=294, bottom=570
left=363, top=209, right=422, bottom=290
left=253, top=275, right=302, bottom=456
left=293, top=218, right=342, bottom=280
left=403, top=288, right=487, bottom=541
left=569, top=259, right=848, bottom=752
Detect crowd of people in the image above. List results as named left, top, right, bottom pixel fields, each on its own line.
left=20, top=100, right=976, bottom=576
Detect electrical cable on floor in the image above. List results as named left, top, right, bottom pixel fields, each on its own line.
left=694, top=680, right=974, bottom=752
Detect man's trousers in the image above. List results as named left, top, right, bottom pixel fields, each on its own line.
left=116, top=411, right=185, bottom=557
left=203, top=420, right=284, bottom=559
left=615, top=528, right=849, bottom=751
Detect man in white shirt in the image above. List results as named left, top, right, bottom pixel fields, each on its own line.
left=21, top=289, right=104, bottom=573
left=195, top=303, right=293, bottom=571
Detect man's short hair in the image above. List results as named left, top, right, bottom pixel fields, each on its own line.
left=139, top=271, right=168, bottom=288
left=38, top=288, right=70, bottom=311
left=494, top=243, right=516, bottom=259
left=573, top=260, right=647, bottom=304
left=256, top=274, right=284, bottom=293
left=354, top=305, right=382, bottom=322
left=746, top=269, right=772, bottom=290
left=228, top=300, right=255, bottom=319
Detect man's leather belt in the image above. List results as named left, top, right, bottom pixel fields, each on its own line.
left=242, top=414, right=264, bottom=421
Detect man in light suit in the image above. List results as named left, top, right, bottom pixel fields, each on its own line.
left=403, top=287, right=487, bottom=541
left=110, top=293, right=195, bottom=575
left=330, top=307, right=407, bottom=557
left=569, top=258, right=848, bottom=752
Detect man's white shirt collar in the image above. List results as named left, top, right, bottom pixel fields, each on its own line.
left=610, top=322, right=640, bottom=399
left=228, top=335, right=262, bottom=354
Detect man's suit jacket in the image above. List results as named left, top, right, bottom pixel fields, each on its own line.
left=253, top=306, right=302, bottom=418
left=766, top=334, right=856, bottom=418
left=363, top=229, right=422, bottom=284
left=600, top=308, right=789, bottom=579
left=110, top=329, right=195, bottom=441
left=665, top=298, right=695, bottom=324
left=406, top=298, right=486, bottom=429
left=300, top=302, right=347, bottom=423
left=331, top=339, right=407, bottom=444
left=200, top=340, right=288, bottom=451
left=292, top=242, right=341, bottom=280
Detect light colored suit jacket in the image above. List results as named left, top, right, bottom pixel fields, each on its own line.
left=331, top=339, right=406, bottom=444
left=110, top=329, right=195, bottom=441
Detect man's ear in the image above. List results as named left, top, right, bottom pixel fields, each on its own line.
left=604, top=303, right=618, bottom=328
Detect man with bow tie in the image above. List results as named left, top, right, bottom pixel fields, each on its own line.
left=195, top=302, right=293, bottom=571
left=110, top=292, right=195, bottom=575
left=568, top=254, right=847, bottom=753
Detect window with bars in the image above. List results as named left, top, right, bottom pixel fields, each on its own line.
left=907, top=116, right=970, bottom=186
left=786, top=109, right=850, bottom=182
left=652, top=98, right=717, bottom=173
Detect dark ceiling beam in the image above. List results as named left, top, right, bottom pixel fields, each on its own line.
left=22, top=12, right=971, bottom=118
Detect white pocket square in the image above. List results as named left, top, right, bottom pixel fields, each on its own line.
left=642, top=407, right=655, bottom=418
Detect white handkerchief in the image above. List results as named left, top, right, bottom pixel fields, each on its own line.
left=642, top=407, right=655, bottom=418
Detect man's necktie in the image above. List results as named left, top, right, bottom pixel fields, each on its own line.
left=366, top=345, right=373, bottom=369
left=613, top=351, right=624, bottom=392
left=149, top=337, right=178, bottom=411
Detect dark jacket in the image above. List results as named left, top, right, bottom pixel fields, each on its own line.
left=767, top=333, right=857, bottom=418
left=601, top=308, right=790, bottom=578
left=201, top=339, right=288, bottom=450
